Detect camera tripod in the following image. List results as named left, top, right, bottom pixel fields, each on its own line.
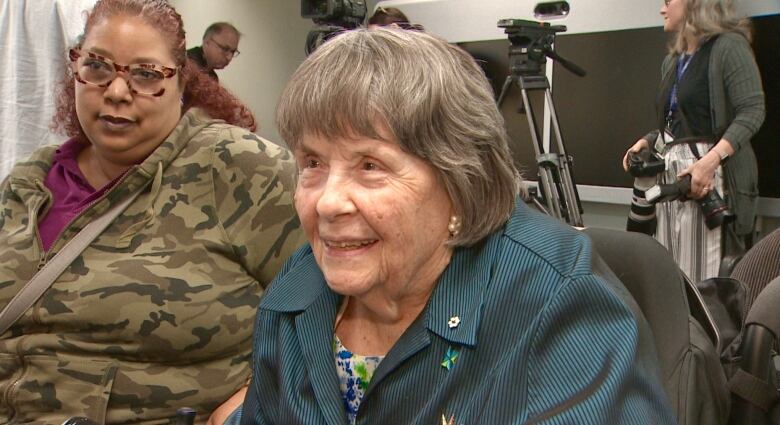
left=497, top=69, right=584, bottom=227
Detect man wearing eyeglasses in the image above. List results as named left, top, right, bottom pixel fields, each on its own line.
left=187, top=22, right=241, bottom=81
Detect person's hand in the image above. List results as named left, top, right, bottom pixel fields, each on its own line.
left=622, top=138, right=650, bottom=171
left=677, top=151, right=720, bottom=200
left=206, top=386, right=247, bottom=425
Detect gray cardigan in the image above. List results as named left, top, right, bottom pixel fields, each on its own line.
left=644, top=32, right=765, bottom=235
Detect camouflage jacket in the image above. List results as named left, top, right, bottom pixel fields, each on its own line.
left=0, top=109, right=303, bottom=424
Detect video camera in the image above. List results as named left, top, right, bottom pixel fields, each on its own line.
left=497, top=18, right=585, bottom=78
left=626, top=149, right=734, bottom=235
left=301, top=0, right=367, bottom=55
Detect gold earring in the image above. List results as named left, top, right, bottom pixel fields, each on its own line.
left=448, top=215, right=461, bottom=238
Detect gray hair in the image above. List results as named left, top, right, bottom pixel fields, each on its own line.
left=276, top=28, right=522, bottom=246
left=203, top=22, right=241, bottom=40
left=672, top=0, right=751, bottom=53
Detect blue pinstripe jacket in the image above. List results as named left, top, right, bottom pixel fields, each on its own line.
left=242, top=200, right=675, bottom=424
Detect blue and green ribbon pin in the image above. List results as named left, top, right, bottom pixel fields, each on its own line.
left=441, top=346, right=460, bottom=370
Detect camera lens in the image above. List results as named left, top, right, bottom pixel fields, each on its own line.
left=698, top=191, right=734, bottom=230
left=627, top=175, right=658, bottom=235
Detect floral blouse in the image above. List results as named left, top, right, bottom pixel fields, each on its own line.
left=334, top=334, right=384, bottom=425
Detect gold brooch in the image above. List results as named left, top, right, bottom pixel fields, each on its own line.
left=441, top=414, right=457, bottom=425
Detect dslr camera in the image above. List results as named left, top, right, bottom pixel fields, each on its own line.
left=626, top=148, right=733, bottom=235
left=626, top=149, right=664, bottom=235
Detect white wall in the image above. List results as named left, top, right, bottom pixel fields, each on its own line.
left=171, top=0, right=314, bottom=146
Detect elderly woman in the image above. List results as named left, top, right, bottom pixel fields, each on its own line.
left=239, top=28, right=674, bottom=424
left=0, top=0, right=301, bottom=423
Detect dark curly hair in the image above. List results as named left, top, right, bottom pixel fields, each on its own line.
left=53, top=0, right=256, bottom=139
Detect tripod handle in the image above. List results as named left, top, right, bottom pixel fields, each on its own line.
left=545, top=51, right=586, bottom=77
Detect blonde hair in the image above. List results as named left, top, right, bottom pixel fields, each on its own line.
left=276, top=28, right=522, bottom=246
left=672, top=0, right=751, bottom=53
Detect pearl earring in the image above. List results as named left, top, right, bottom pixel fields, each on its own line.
left=448, top=215, right=461, bottom=238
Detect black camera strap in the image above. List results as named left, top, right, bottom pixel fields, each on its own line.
left=687, top=140, right=704, bottom=160
left=671, top=105, right=716, bottom=161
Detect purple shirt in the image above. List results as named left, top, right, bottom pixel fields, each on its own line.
left=38, top=138, right=118, bottom=252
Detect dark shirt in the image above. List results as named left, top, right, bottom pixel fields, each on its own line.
left=39, top=138, right=120, bottom=252
left=661, top=36, right=716, bottom=140
left=186, top=46, right=219, bottom=81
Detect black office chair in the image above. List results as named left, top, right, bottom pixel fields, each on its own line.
left=728, top=275, right=780, bottom=425
left=731, top=228, right=780, bottom=321
left=715, top=228, right=780, bottom=424
left=583, top=227, right=729, bottom=425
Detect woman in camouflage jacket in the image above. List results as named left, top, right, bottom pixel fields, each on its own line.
left=0, top=0, right=302, bottom=423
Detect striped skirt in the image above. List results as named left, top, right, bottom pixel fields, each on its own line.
left=655, top=141, right=724, bottom=283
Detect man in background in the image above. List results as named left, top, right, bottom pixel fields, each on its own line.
left=367, top=6, right=409, bottom=27
left=187, top=22, right=241, bottom=81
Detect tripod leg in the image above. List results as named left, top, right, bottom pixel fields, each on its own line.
left=496, top=76, right=514, bottom=108
left=544, top=89, right=584, bottom=227
left=520, top=86, right=563, bottom=220
left=528, top=186, right=551, bottom=216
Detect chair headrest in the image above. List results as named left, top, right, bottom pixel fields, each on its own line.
left=745, top=276, right=780, bottom=338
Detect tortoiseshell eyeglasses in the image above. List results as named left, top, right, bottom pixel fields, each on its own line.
left=69, top=49, right=179, bottom=97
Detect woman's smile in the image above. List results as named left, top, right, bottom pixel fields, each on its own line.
left=323, top=238, right=378, bottom=252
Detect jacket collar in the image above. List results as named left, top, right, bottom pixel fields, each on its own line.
left=258, top=246, right=332, bottom=312
left=425, top=233, right=500, bottom=347
left=119, top=107, right=215, bottom=194
left=260, top=227, right=504, bottom=348
left=6, top=142, right=56, bottom=200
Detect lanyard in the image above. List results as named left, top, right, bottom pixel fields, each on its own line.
left=666, top=53, right=694, bottom=128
